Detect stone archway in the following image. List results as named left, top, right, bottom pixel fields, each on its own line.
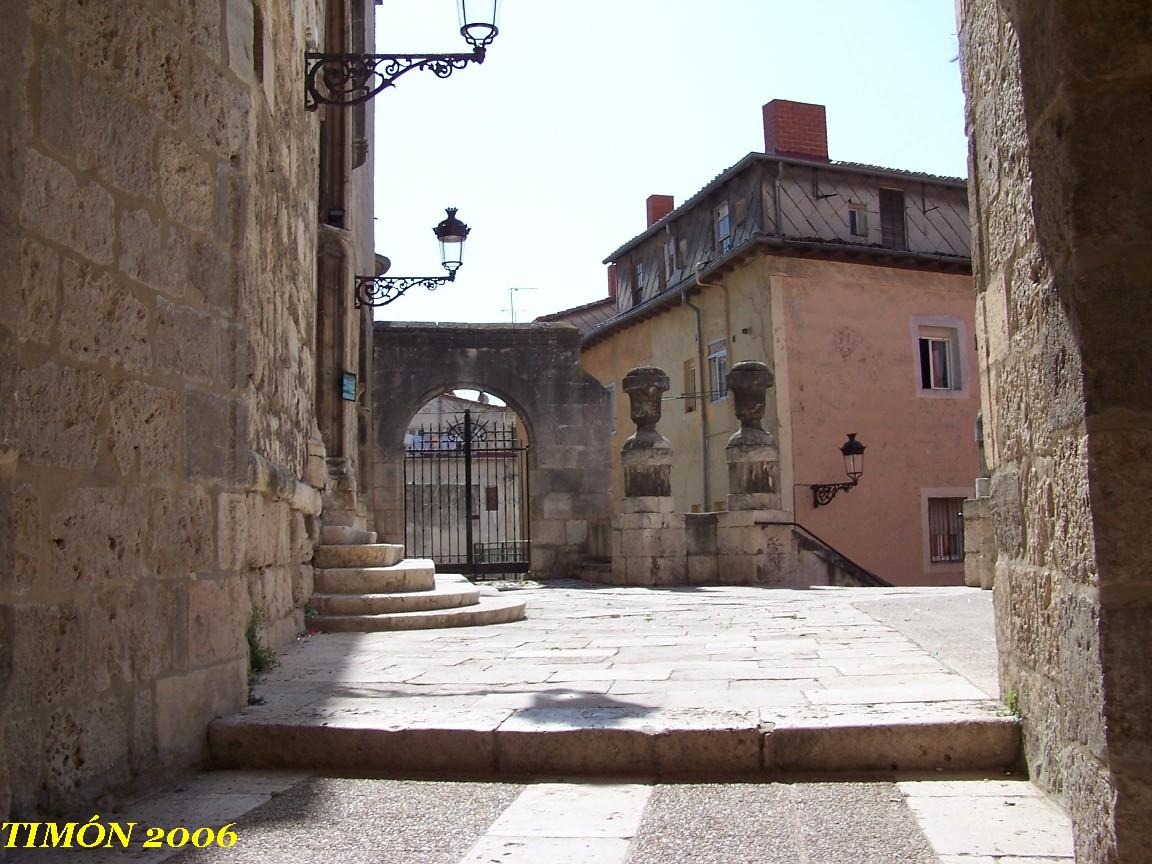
left=371, top=322, right=612, bottom=578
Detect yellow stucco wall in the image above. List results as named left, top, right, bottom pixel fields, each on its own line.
left=580, top=254, right=979, bottom=586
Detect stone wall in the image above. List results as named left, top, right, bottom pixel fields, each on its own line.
left=372, top=323, right=613, bottom=578
left=0, top=0, right=337, bottom=819
left=960, top=1, right=1152, bottom=861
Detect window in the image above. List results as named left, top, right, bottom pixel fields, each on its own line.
left=928, top=497, right=965, bottom=562
left=707, top=339, right=728, bottom=402
left=631, top=260, right=644, bottom=306
left=849, top=204, right=868, bottom=237
left=714, top=202, right=732, bottom=253
left=683, top=358, right=697, bottom=413
left=663, top=238, right=676, bottom=285
left=918, top=326, right=960, bottom=391
left=485, top=486, right=499, bottom=512
left=605, top=383, right=616, bottom=434
left=879, top=188, right=907, bottom=250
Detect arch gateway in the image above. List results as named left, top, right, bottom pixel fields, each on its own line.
left=371, top=322, right=613, bottom=577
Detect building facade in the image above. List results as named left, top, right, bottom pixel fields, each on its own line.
left=572, top=100, right=979, bottom=586
left=1, top=0, right=378, bottom=819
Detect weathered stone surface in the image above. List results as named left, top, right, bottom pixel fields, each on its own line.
left=76, top=74, right=158, bottom=197
left=16, top=363, right=106, bottom=469
left=49, top=486, right=149, bottom=584
left=185, top=388, right=232, bottom=482
left=119, top=208, right=189, bottom=299
left=156, top=297, right=222, bottom=383
left=150, top=485, right=215, bottom=575
left=21, top=149, right=115, bottom=265
left=108, top=379, right=182, bottom=478
left=4, top=0, right=358, bottom=825
left=159, top=136, right=215, bottom=232
left=59, top=260, right=151, bottom=371
left=18, top=237, right=59, bottom=345
left=188, top=577, right=249, bottom=667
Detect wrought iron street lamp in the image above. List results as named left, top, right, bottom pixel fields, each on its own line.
left=355, top=209, right=471, bottom=308
left=305, top=1, right=500, bottom=109
left=810, top=433, right=867, bottom=507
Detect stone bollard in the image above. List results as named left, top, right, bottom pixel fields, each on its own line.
left=608, top=366, right=686, bottom=585
left=620, top=365, right=673, bottom=512
left=724, top=360, right=781, bottom=510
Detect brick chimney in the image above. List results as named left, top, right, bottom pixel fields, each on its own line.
left=762, top=99, right=829, bottom=162
left=607, top=263, right=618, bottom=300
left=646, top=194, right=675, bottom=227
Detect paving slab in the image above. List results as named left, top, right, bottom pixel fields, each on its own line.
left=213, top=582, right=1016, bottom=777
left=14, top=773, right=1075, bottom=864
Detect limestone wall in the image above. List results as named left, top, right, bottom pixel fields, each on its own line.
left=960, top=1, right=1152, bottom=860
left=0, top=0, right=335, bottom=818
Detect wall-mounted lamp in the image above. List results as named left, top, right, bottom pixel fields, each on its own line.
left=354, top=209, right=470, bottom=308
left=810, top=433, right=866, bottom=507
left=305, top=1, right=500, bottom=109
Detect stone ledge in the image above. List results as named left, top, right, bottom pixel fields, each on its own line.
left=208, top=701, right=1019, bottom=778
left=247, top=451, right=321, bottom=516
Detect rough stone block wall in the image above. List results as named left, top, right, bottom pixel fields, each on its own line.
left=372, top=323, right=613, bottom=578
left=0, top=0, right=325, bottom=819
left=960, top=1, right=1152, bottom=861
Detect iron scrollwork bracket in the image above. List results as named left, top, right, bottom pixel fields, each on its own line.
left=354, top=275, right=453, bottom=308
left=811, top=480, right=858, bottom=508
left=305, top=48, right=485, bottom=110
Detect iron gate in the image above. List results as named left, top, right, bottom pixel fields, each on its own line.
left=404, top=409, right=531, bottom=579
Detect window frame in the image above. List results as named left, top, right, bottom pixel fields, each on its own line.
left=714, top=202, right=732, bottom=254
left=706, top=338, right=728, bottom=403
left=911, top=316, right=969, bottom=399
left=683, top=358, right=697, bottom=413
left=920, top=487, right=973, bottom=572
left=848, top=203, right=868, bottom=237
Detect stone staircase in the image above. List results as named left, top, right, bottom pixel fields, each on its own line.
left=310, top=526, right=527, bottom=631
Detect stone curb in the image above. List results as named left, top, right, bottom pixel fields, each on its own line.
left=209, top=704, right=1019, bottom=778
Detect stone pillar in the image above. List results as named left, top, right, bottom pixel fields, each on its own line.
left=620, top=366, right=674, bottom=512
left=962, top=478, right=994, bottom=590
left=609, top=366, right=685, bottom=584
left=724, top=360, right=781, bottom=510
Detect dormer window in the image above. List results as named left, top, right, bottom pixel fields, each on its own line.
left=714, top=202, right=732, bottom=253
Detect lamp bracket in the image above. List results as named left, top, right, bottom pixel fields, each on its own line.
left=305, top=48, right=485, bottom=110
left=810, top=479, right=859, bottom=508
left=354, top=274, right=456, bottom=308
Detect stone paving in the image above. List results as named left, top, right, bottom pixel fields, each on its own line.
left=11, top=774, right=1075, bottom=863
left=212, top=582, right=1016, bottom=776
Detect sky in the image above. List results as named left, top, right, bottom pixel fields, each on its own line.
left=371, top=0, right=968, bottom=325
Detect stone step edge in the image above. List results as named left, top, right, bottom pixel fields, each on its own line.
left=313, top=595, right=526, bottom=632
left=310, top=584, right=484, bottom=613
left=209, top=710, right=1019, bottom=777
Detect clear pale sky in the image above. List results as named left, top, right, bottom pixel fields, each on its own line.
left=372, top=0, right=967, bottom=325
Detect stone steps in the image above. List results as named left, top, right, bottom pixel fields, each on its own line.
left=311, top=575, right=488, bottom=615
left=313, top=593, right=527, bottom=632
left=314, top=543, right=405, bottom=569
left=314, top=559, right=437, bottom=594
left=309, top=528, right=527, bottom=633
left=320, top=525, right=378, bottom=545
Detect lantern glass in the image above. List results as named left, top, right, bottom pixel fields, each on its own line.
left=840, top=433, right=866, bottom=482
left=434, top=208, right=470, bottom=276
left=459, top=0, right=500, bottom=49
